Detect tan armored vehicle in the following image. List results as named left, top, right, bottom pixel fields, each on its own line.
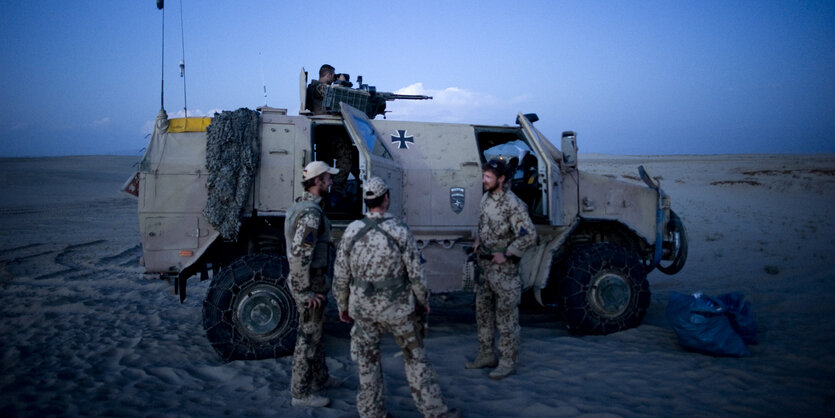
left=125, top=73, right=687, bottom=361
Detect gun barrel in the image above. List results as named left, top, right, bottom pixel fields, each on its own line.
left=377, top=92, right=433, bottom=101
left=392, top=94, right=432, bottom=100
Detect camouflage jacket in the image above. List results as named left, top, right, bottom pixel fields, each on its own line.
left=478, top=189, right=537, bottom=258
left=333, top=212, right=428, bottom=322
left=305, top=80, right=328, bottom=115
left=284, top=191, right=333, bottom=304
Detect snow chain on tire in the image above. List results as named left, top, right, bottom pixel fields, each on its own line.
left=202, top=253, right=297, bottom=361
left=559, top=243, right=650, bottom=335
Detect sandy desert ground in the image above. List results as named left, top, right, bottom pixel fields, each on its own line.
left=1, top=153, right=833, bottom=417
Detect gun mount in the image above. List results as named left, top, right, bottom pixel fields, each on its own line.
left=322, top=75, right=432, bottom=119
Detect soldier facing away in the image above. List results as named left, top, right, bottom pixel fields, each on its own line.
left=334, top=177, right=459, bottom=418
left=285, top=161, right=340, bottom=408
left=466, top=158, right=537, bottom=379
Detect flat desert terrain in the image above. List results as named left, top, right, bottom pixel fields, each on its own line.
left=1, top=154, right=833, bottom=417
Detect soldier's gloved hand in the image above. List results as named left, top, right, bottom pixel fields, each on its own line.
left=307, top=293, right=326, bottom=309
left=339, top=310, right=353, bottom=323
left=492, top=252, right=507, bottom=265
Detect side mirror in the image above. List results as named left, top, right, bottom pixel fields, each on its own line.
left=561, top=131, right=578, bottom=168
left=517, top=113, right=539, bottom=124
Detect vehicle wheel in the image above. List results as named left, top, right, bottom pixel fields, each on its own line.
left=657, top=210, right=687, bottom=275
left=202, top=253, right=298, bottom=361
left=559, top=243, right=650, bottom=335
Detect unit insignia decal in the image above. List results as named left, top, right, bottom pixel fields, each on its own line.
left=450, top=187, right=465, bottom=214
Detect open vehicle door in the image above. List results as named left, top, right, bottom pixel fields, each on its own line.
left=340, top=103, right=404, bottom=217
left=517, top=113, right=566, bottom=226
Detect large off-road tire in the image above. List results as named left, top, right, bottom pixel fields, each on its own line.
left=202, top=253, right=298, bottom=361
left=657, top=210, right=688, bottom=275
left=559, top=243, right=650, bottom=335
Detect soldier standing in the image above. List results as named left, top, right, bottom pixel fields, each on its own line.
left=466, top=159, right=536, bottom=379
left=334, top=177, right=458, bottom=418
left=285, top=161, right=340, bottom=408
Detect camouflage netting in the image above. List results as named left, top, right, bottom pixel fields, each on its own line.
left=203, top=108, right=261, bottom=240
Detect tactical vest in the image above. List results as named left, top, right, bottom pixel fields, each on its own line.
left=347, top=216, right=411, bottom=299
left=284, top=198, right=334, bottom=272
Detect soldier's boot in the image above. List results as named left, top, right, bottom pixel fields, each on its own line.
left=464, top=351, right=497, bottom=369
left=291, top=394, right=330, bottom=408
left=488, top=359, right=516, bottom=380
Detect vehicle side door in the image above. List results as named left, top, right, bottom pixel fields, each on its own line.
left=517, top=113, right=565, bottom=226
left=256, top=111, right=297, bottom=212
left=340, top=103, right=404, bottom=217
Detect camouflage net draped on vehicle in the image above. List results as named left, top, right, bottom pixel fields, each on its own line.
left=203, top=108, right=261, bottom=240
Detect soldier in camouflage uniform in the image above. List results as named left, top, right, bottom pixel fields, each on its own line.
left=334, top=177, right=458, bottom=418
left=466, top=159, right=536, bottom=380
left=306, top=64, right=335, bottom=115
left=285, top=161, right=340, bottom=408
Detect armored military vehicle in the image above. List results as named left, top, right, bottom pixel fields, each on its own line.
left=124, top=71, right=687, bottom=361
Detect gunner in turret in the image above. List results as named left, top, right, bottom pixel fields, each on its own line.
left=306, top=64, right=336, bottom=115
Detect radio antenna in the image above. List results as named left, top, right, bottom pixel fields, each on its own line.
left=260, top=52, right=268, bottom=106
left=178, top=0, right=188, bottom=118
left=158, top=1, right=165, bottom=112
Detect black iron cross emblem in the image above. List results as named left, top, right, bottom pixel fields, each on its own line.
left=391, top=130, right=414, bottom=149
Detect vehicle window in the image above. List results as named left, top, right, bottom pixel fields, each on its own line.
left=346, top=112, right=393, bottom=159
left=483, top=139, right=532, bottom=162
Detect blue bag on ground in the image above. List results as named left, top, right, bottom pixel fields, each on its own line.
left=715, top=291, right=758, bottom=345
left=666, top=291, right=754, bottom=357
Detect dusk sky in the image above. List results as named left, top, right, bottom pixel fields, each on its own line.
left=1, top=0, right=833, bottom=157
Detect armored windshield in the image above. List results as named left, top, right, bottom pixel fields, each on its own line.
left=341, top=104, right=393, bottom=159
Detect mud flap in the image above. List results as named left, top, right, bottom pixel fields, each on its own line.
left=176, top=274, right=188, bottom=303
left=121, top=172, right=140, bottom=198
left=639, top=165, right=664, bottom=268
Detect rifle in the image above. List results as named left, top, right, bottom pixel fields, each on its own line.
left=463, top=246, right=482, bottom=290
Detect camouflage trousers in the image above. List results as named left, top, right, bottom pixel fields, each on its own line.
left=474, top=260, right=521, bottom=364
left=350, top=315, right=449, bottom=418
left=290, top=301, right=329, bottom=398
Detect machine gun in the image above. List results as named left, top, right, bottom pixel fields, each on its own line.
left=365, top=90, right=433, bottom=119
left=322, top=75, right=432, bottom=119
